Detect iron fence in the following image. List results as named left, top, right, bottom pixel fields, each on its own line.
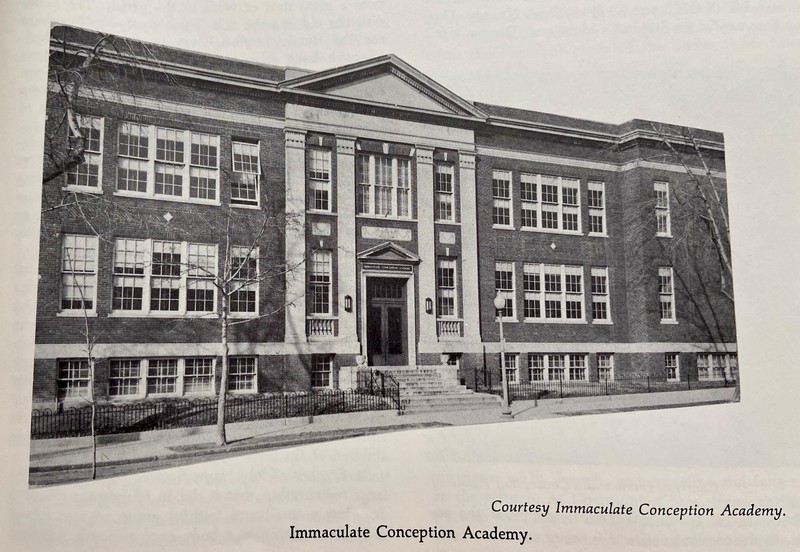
left=473, top=369, right=736, bottom=403
left=31, top=388, right=400, bottom=440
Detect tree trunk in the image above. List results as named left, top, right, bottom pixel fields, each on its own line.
left=216, top=298, right=230, bottom=446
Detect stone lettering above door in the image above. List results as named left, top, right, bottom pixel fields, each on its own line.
left=361, top=226, right=412, bottom=242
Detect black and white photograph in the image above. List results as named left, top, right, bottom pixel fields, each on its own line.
left=1, top=0, right=798, bottom=550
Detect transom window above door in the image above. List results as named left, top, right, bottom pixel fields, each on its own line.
left=357, top=154, right=412, bottom=219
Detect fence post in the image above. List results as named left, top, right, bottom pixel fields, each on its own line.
left=559, top=378, right=563, bottom=399
left=605, top=378, right=609, bottom=396
left=647, top=376, right=651, bottom=393
left=380, top=372, right=385, bottom=398
left=688, top=377, right=691, bottom=390
left=474, top=368, right=478, bottom=391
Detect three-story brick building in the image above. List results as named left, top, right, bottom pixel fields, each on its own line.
left=33, top=25, right=738, bottom=410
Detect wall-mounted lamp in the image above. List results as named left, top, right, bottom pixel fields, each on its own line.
left=425, top=297, right=433, bottom=314
left=344, top=295, right=353, bottom=313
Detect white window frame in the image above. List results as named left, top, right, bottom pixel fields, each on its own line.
left=494, top=261, right=516, bottom=321
left=533, top=353, right=590, bottom=382
left=587, top=181, right=606, bottom=236
left=229, top=246, right=259, bottom=318
left=503, top=353, right=519, bottom=384
left=654, top=181, right=672, bottom=237
left=231, top=140, right=261, bottom=207
left=492, top=170, right=513, bottom=228
left=590, top=266, right=612, bottom=324
left=436, top=258, right=458, bottom=318
left=528, top=354, right=545, bottom=382
left=519, top=173, right=582, bottom=235
left=597, top=353, right=614, bottom=381
left=308, top=250, right=333, bottom=316
left=658, top=266, right=677, bottom=323
left=65, top=115, right=104, bottom=192
left=108, top=359, right=143, bottom=398
left=312, top=355, right=334, bottom=389
left=228, top=356, right=258, bottom=393
left=116, top=123, right=220, bottom=205
left=57, top=359, right=90, bottom=401
left=665, top=353, right=680, bottom=382
left=60, top=234, right=99, bottom=317
left=111, top=238, right=219, bottom=317
left=107, top=357, right=218, bottom=399
left=356, top=153, right=412, bottom=219
left=697, top=352, right=738, bottom=381
left=308, top=148, right=332, bottom=213
left=522, top=263, right=586, bottom=324
left=435, top=164, right=455, bottom=222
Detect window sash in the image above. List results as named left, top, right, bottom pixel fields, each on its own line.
left=61, top=235, right=98, bottom=313
left=522, top=263, right=585, bottom=322
left=494, top=261, right=515, bottom=319
left=66, top=115, right=103, bottom=189
left=654, top=181, right=671, bottom=236
left=659, top=267, right=676, bottom=321
left=356, top=154, right=412, bottom=218
left=309, top=251, right=332, bottom=315
left=436, top=259, right=458, bottom=317
left=519, top=173, right=583, bottom=233
left=116, top=123, right=220, bottom=203
left=492, top=170, right=513, bottom=227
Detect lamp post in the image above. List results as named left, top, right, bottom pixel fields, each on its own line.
left=493, top=294, right=513, bottom=418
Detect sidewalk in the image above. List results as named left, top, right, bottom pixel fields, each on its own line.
left=29, top=387, right=737, bottom=477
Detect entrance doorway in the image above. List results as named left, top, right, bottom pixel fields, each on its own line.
left=366, top=278, right=408, bottom=366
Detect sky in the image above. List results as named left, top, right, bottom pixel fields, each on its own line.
left=1, top=1, right=799, bottom=550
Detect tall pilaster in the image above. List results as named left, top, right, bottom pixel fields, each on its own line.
left=336, top=136, right=358, bottom=344
left=459, top=152, right=482, bottom=342
left=284, top=129, right=307, bottom=343
left=416, top=146, right=438, bottom=350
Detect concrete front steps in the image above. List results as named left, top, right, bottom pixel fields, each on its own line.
left=382, top=367, right=501, bottom=414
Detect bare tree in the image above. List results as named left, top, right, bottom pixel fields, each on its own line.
left=622, top=124, right=735, bottom=344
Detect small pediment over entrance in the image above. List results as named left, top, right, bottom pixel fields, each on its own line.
left=358, top=242, right=420, bottom=264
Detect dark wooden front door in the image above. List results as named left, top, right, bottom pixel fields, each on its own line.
left=366, top=278, right=407, bottom=366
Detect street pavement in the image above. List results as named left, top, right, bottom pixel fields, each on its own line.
left=29, top=387, right=737, bottom=486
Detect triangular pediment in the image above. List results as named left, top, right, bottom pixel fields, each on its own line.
left=281, top=55, right=487, bottom=119
left=358, top=242, right=421, bottom=264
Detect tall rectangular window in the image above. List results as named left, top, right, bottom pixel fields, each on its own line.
left=309, top=251, right=332, bottom=315
left=659, top=267, right=676, bottom=322
left=117, top=123, right=219, bottom=203
left=503, top=354, right=518, bottom=384
left=356, top=154, right=411, bottom=218
left=435, top=164, right=455, bottom=222
left=61, top=234, right=98, bottom=314
left=57, top=360, right=90, bottom=400
left=109, top=359, right=141, bottom=397
left=436, top=259, right=458, bottom=317
left=568, top=354, right=587, bottom=380
left=520, top=173, right=538, bottom=229
left=66, top=115, right=103, bottom=190
left=494, top=261, right=515, bottom=319
left=523, top=263, right=542, bottom=319
left=230, top=246, right=258, bottom=315
left=588, top=181, right=606, bottom=235
left=312, top=355, right=333, bottom=388
left=528, top=354, right=544, bottom=381
left=112, top=238, right=145, bottom=311
left=231, top=141, right=260, bottom=206
left=665, top=353, right=679, bottom=382
left=548, top=354, right=565, bottom=381
left=308, top=148, right=331, bottom=212
left=229, top=357, right=257, bottom=392
left=591, top=267, right=611, bottom=322
left=187, top=243, right=216, bottom=313
left=492, top=170, right=512, bottom=227
left=597, top=353, right=614, bottom=381
left=654, top=181, right=671, bottom=237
